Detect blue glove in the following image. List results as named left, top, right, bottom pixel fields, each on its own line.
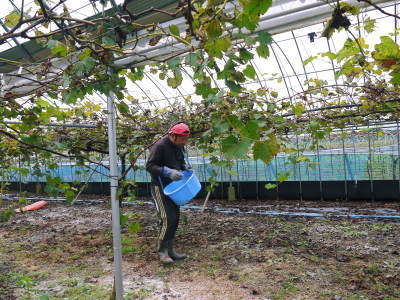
left=162, top=167, right=183, bottom=181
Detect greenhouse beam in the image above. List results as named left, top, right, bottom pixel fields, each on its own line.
left=4, top=121, right=98, bottom=128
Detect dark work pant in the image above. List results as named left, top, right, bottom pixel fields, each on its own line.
left=150, top=184, right=180, bottom=246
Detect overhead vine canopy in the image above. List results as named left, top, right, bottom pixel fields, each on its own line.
left=1, top=0, right=400, bottom=202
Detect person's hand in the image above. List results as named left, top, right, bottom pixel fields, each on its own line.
left=162, top=167, right=183, bottom=181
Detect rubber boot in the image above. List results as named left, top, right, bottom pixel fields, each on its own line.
left=168, top=239, right=187, bottom=260
left=158, top=240, right=174, bottom=264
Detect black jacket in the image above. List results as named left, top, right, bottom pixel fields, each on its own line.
left=146, top=136, right=186, bottom=186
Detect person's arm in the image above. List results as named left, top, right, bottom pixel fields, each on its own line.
left=146, top=144, right=164, bottom=177
left=146, top=144, right=183, bottom=181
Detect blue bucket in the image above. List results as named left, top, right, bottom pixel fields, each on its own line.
left=163, top=170, right=201, bottom=206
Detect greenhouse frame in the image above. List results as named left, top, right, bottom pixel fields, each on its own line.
left=1, top=0, right=400, bottom=299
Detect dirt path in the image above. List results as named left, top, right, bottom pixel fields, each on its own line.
left=0, top=199, right=399, bottom=299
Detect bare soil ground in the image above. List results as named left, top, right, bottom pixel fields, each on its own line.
left=0, top=197, right=399, bottom=299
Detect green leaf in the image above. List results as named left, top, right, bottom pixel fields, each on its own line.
left=47, top=40, right=68, bottom=57
left=167, top=71, right=183, bottom=88
left=240, top=120, right=259, bottom=140
left=65, top=190, right=75, bottom=202
left=292, top=103, right=304, bottom=116
left=128, top=221, right=141, bottom=235
left=225, top=115, right=245, bottom=130
left=239, top=48, right=254, bottom=62
left=167, top=57, right=182, bottom=70
left=120, top=214, right=128, bottom=226
left=185, top=52, right=201, bottom=66
left=221, top=135, right=251, bottom=159
left=256, top=45, right=270, bottom=58
left=390, top=71, right=400, bottom=85
left=243, top=64, right=256, bottom=79
left=169, top=24, right=180, bottom=36
left=213, top=120, right=229, bottom=133
left=240, top=0, right=272, bottom=31
left=218, top=59, right=236, bottom=80
left=102, top=36, right=116, bottom=46
left=127, top=71, right=143, bottom=83
left=79, top=48, right=92, bottom=60
left=36, top=98, right=50, bottom=108
left=265, top=183, right=277, bottom=190
left=253, top=140, right=278, bottom=164
left=205, top=20, right=222, bottom=38
left=257, top=31, right=272, bottom=45
left=117, top=102, right=129, bottom=114
left=205, top=37, right=231, bottom=58
left=340, top=2, right=360, bottom=15
left=336, top=39, right=360, bottom=62
left=4, top=11, right=20, bottom=27
left=309, top=120, right=320, bottom=130
left=321, top=52, right=336, bottom=60
left=364, top=17, right=376, bottom=33
left=225, top=79, right=242, bottom=94
left=303, top=56, right=317, bottom=66
left=195, top=81, right=217, bottom=98
left=373, top=36, right=400, bottom=60
left=75, top=56, right=96, bottom=75
left=276, top=172, right=289, bottom=182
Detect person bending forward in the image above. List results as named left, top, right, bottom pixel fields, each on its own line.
left=146, top=123, right=191, bottom=264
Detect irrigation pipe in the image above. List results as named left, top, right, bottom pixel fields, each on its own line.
left=3, top=196, right=400, bottom=220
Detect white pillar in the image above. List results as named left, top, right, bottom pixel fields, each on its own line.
left=107, top=82, right=124, bottom=299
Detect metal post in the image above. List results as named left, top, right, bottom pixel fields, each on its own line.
left=107, top=79, right=124, bottom=299
left=255, top=159, right=259, bottom=201
left=220, top=155, right=224, bottom=200
left=275, top=157, right=279, bottom=201
left=236, top=160, right=240, bottom=199
left=296, top=134, right=303, bottom=202
left=316, top=140, right=323, bottom=201
left=367, top=122, right=375, bottom=201
left=202, top=151, right=208, bottom=193
left=341, top=130, right=348, bottom=201
left=18, top=155, right=22, bottom=194
left=396, top=121, right=400, bottom=199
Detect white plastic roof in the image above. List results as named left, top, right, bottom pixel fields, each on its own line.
left=1, top=0, right=398, bottom=109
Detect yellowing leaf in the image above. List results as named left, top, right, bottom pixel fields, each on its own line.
left=4, top=11, right=20, bottom=28
left=205, top=20, right=222, bottom=38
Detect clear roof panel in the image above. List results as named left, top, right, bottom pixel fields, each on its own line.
left=1, top=1, right=399, bottom=113
left=0, top=0, right=124, bottom=51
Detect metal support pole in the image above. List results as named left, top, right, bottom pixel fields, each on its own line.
left=255, top=159, right=259, bottom=201
left=296, top=134, right=303, bottom=202
left=275, top=157, right=279, bottom=201
left=341, top=130, right=348, bottom=201
left=367, top=122, right=375, bottom=201
left=396, top=121, right=400, bottom=199
left=107, top=83, right=124, bottom=299
left=316, top=140, right=323, bottom=201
